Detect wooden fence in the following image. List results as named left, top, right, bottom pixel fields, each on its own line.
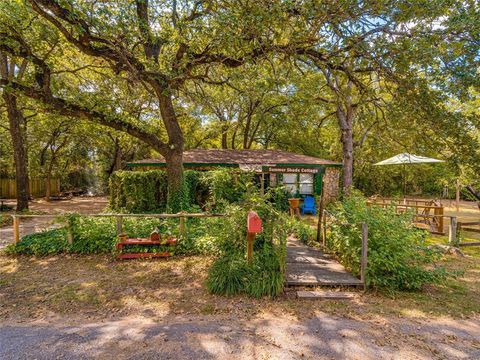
left=0, top=178, right=60, bottom=198
left=367, top=199, right=445, bottom=234
left=10, top=212, right=225, bottom=245
left=449, top=219, right=480, bottom=247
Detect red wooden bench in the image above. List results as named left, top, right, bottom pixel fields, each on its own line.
left=116, top=237, right=177, bottom=260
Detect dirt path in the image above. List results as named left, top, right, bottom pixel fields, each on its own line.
left=0, top=197, right=108, bottom=248
left=1, top=314, right=479, bottom=359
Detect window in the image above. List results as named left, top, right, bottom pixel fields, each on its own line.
left=299, top=173, right=314, bottom=195
left=282, top=173, right=314, bottom=195
left=283, top=173, right=297, bottom=194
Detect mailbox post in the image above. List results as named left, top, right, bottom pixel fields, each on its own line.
left=247, top=211, right=262, bottom=264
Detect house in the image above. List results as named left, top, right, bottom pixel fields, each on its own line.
left=128, top=149, right=341, bottom=202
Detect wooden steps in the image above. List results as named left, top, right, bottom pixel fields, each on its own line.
left=286, top=236, right=363, bottom=288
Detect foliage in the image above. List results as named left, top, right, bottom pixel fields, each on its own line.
left=109, top=170, right=168, bottom=213
left=206, top=244, right=285, bottom=298
left=5, top=228, right=69, bottom=256
left=206, top=255, right=252, bottom=295
left=244, top=243, right=285, bottom=298
left=327, top=191, right=449, bottom=291
left=206, top=190, right=287, bottom=298
left=3, top=214, right=182, bottom=256
left=109, top=168, right=256, bottom=213
left=285, top=216, right=317, bottom=246
left=175, top=215, right=224, bottom=256
left=199, top=169, right=255, bottom=212
left=266, top=185, right=290, bottom=212
left=68, top=215, right=117, bottom=254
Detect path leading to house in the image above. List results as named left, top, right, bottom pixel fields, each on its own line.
left=286, top=236, right=362, bottom=287
left=0, top=196, right=108, bottom=249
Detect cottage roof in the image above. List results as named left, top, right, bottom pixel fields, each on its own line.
left=128, top=149, right=341, bottom=167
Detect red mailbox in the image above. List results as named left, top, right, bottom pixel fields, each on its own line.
left=247, top=211, right=262, bottom=234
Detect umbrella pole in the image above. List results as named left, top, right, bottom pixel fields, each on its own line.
left=403, top=163, right=407, bottom=204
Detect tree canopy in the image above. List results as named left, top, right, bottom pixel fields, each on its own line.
left=0, top=0, right=478, bottom=206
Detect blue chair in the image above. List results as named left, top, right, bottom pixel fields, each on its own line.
left=301, top=195, right=316, bottom=215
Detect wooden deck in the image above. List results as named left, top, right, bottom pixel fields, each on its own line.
left=286, top=236, right=362, bottom=287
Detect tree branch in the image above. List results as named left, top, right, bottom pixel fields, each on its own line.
left=0, top=79, right=169, bottom=154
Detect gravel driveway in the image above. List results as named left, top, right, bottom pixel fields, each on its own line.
left=1, top=314, right=479, bottom=359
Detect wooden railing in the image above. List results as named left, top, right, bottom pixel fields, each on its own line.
left=10, top=212, right=225, bottom=245
left=367, top=200, right=445, bottom=234
left=452, top=220, right=480, bottom=247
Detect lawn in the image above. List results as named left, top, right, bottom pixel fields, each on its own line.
left=1, top=241, right=479, bottom=322
left=1, top=196, right=479, bottom=322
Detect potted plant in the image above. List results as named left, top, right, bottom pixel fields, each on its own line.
left=288, top=190, right=301, bottom=209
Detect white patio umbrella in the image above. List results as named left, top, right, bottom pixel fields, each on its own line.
left=374, top=153, right=445, bottom=196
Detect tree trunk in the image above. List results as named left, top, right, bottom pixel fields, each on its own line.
left=164, top=148, right=185, bottom=212
left=3, top=92, right=29, bottom=211
left=44, top=159, right=54, bottom=202
left=45, top=173, right=51, bottom=201
left=221, top=123, right=228, bottom=149
left=243, top=114, right=252, bottom=149
left=340, top=126, right=354, bottom=195
left=106, top=137, right=123, bottom=177
left=336, top=103, right=355, bottom=196
left=155, top=89, right=185, bottom=211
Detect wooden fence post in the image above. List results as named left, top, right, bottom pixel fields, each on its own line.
left=12, top=215, right=20, bottom=244
left=316, top=191, right=325, bottom=243
left=179, top=216, right=186, bottom=239
left=116, top=216, right=123, bottom=236
left=360, top=223, right=368, bottom=287
left=66, top=217, right=74, bottom=245
left=449, top=216, right=458, bottom=246
left=322, top=213, right=327, bottom=248
left=455, top=178, right=461, bottom=212
left=434, top=206, right=444, bottom=234
left=246, top=232, right=255, bottom=264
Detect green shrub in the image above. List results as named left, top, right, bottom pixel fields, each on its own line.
left=5, top=213, right=221, bottom=256
left=68, top=215, right=117, bottom=253
left=285, top=216, right=317, bottom=246
left=4, top=228, right=69, bottom=256
left=266, top=186, right=290, bottom=212
left=327, top=191, right=448, bottom=291
left=199, top=169, right=255, bottom=211
left=207, top=241, right=286, bottom=298
left=206, top=191, right=287, bottom=298
left=175, top=216, right=224, bottom=255
left=207, top=255, right=252, bottom=295
left=109, top=170, right=168, bottom=213
left=109, top=169, right=254, bottom=213
left=245, top=243, right=285, bottom=298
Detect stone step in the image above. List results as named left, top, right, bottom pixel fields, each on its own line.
left=297, top=291, right=357, bottom=299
